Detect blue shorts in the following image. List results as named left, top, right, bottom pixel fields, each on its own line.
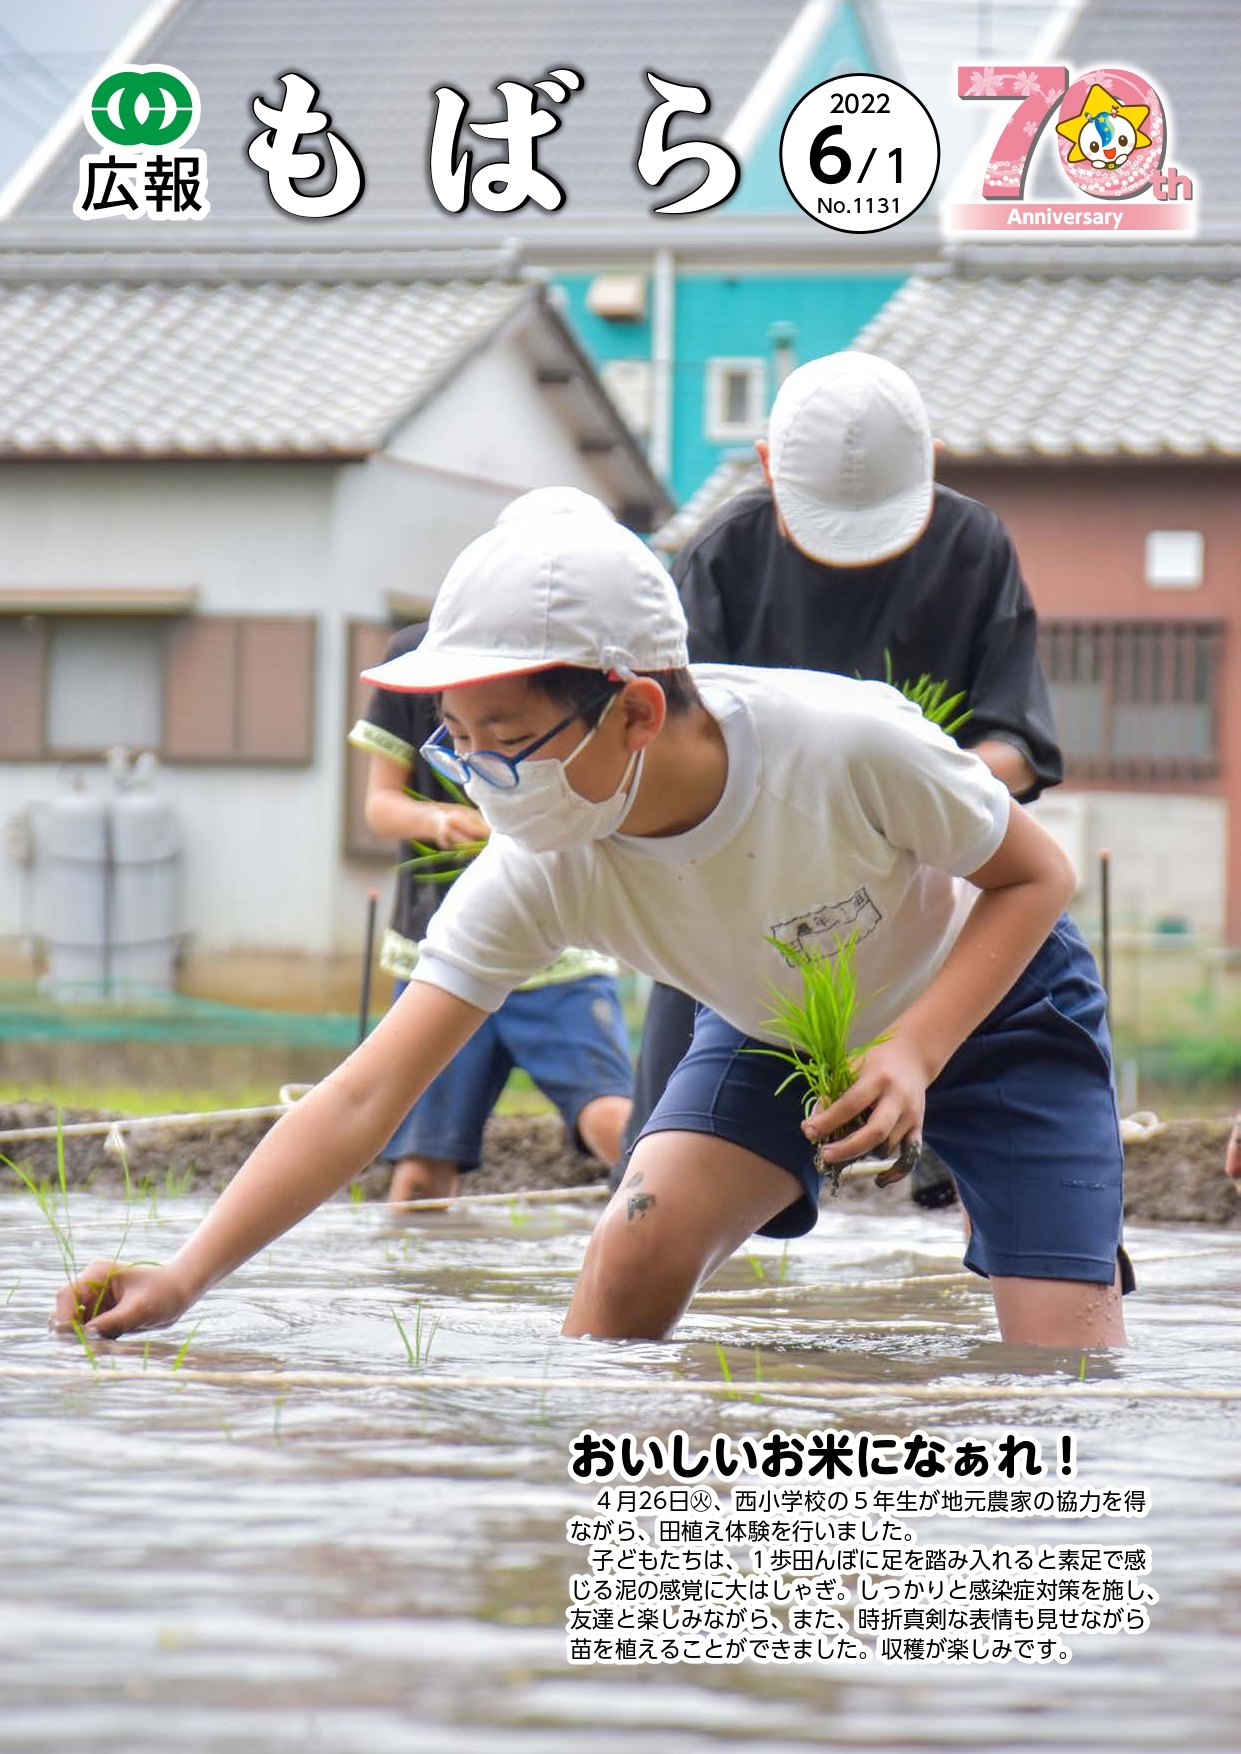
left=631, top=915, right=1134, bottom=1294
left=383, top=974, right=633, bottom=1171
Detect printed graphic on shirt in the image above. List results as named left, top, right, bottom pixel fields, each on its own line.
left=769, top=888, right=882, bottom=964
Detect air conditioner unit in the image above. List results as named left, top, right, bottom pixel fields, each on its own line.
left=586, top=273, right=648, bottom=322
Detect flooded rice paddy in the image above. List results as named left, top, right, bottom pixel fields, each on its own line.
left=2, top=1190, right=1239, bottom=1752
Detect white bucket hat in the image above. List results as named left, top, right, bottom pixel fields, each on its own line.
left=768, top=351, right=934, bottom=566
left=362, top=501, right=688, bottom=692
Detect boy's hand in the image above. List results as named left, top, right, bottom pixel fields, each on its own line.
left=51, top=1259, right=191, bottom=1340
left=433, top=805, right=488, bottom=848
left=802, top=1038, right=931, bottom=1164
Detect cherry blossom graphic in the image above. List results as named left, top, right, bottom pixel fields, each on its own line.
left=966, top=66, right=1006, bottom=97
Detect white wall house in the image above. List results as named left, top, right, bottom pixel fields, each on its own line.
left=0, top=265, right=669, bottom=1005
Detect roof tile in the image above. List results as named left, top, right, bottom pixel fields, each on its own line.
left=0, top=278, right=530, bottom=455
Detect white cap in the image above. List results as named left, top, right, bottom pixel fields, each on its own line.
left=767, top=352, right=933, bottom=566
left=495, top=486, right=616, bottom=524
left=362, top=507, right=688, bottom=693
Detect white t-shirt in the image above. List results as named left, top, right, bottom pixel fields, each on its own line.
left=411, top=666, right=1011, bottom=1049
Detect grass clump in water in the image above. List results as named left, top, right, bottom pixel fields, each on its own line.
left=392, top=1303, right=441, bottom=1368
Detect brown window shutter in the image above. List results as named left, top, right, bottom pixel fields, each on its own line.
left=164, top=616, right=316, bottom=763
left=237, top=618, right=316, bottom=762
left=0, top=616, right=47, bottom=758
left=344, top=619, right=397, bottom=859
left=164, top=617, right=239, bottom=759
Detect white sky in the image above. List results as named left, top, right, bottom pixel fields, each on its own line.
left=0, top=0, right=152, bottom=188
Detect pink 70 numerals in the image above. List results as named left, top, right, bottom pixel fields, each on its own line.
left=958, top=66, right=1069, bottom=198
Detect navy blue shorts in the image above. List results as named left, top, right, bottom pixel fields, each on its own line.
left=383, top=974, right=633, bottom=1170
left=631, top=916, right=1134, bottom=1294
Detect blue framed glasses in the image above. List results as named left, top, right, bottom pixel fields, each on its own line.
left=420, top=684, right=619, bottom=791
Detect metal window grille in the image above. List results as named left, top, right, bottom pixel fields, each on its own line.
left=1038, top=620, right=1223, bottom=782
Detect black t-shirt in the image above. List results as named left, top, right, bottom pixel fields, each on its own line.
left=674, top=484, right=1063, bottom=801
left=352, top=623, right=453, bottom=946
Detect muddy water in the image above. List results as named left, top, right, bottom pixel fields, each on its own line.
left=1, top=1193, right=1239, bottom=1752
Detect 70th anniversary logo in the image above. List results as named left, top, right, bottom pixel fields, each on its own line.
left=944, top=62, right=1196, bottom=235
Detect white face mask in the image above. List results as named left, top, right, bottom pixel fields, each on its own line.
left=463, top=693, right=644, bottom=852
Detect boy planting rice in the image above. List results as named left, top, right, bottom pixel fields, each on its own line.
left=53, top=502, right=1131, bottom=1348
left=622, top=352, right=1066, bottom=1214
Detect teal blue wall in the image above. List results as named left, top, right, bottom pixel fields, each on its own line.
left=671, top=273, right=903, bottom=503
left=556, top=276, right=654, bottom=366
left=556, top=270, right=904, bottom=507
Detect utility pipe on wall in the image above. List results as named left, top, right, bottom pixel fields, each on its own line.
left=649, top=247, right=675, bottom=487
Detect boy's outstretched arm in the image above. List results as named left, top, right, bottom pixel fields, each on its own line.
left=50, top=982, right=487, bottom=1339
left=807, top=799, right=1076, bottom=1162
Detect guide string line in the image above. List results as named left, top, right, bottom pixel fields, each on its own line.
left=1, top=1363, right=1237, bottom=1402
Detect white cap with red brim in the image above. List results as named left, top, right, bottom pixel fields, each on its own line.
left=361, top=502, right=689, bottom=693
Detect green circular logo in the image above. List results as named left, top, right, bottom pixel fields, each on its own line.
left=87, top=66, right=199, bottom=148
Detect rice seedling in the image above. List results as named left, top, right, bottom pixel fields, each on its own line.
left=400, top=838, right=488, bottom=884
left=162, top=1164, right=196, bottom=1198
left=399, top=771, right=487, bottom=884
left=743, top=1250, right=767, bottom=1283
left=348, top=1180, right=367, bottom=1205
left=880, top=649, right=973, bottom=738
left=5, top=1114, right=146, bottom=1351
left=746, top=931, right=891, bottom=1193
left=133, top=1172, right=160, bottom=1219
left=74, top=1320, right=99, bottom=1375
left=171, top=1322, right=200, bottom=1373
left=752, top=1349, right=763, bottom=1406
left=392, top=1302, right=441, bottom=1368
left=4, top=1280, right=21, bottom=1306
left=714, top=1340, right=739, bottom=1402
left=3, top=1116, right=77, bottom=1284
left=778, top=1242, right=789, bottom=1284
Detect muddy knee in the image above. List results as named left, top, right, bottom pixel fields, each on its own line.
left=566, top=1198, right=703, bottom=1339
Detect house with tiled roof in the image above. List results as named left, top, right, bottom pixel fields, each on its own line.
left=0, top=0, right=1064, bottom=505
left=860, top=263, right=1241, bottom=952
left=657, top=0, right=1241, bottom=949
left=0, top=255, right=668, bottom=1002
